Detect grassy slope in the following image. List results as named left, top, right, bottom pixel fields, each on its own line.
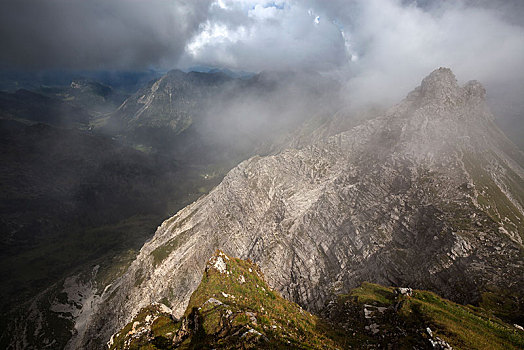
left=110, top=251, right=345, bottom=349
left=344, top=283, right=524, bottom=350
left=109, top=254, right=524, bottom=350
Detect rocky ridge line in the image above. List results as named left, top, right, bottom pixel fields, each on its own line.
left=68, top=68, right=524, bottom=349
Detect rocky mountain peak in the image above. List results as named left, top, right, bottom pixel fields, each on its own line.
left=406, top=67, right=486, bottom=112
left=421, top=66, right=457, bottom=86
left=165, top=69, right=186, bottom=79
left=463, top=79, right=487, bottom=101
left=419, top=67, right=460, bottom=100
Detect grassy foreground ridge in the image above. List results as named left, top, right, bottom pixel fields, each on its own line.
left=109, top=251, right=524, bottom=349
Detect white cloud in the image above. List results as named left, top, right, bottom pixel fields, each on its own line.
left=181, top=0, right=524, bottom=113
left=249, top=4, right=280, bottom=20
left=181, top=0, right=347, bottom=71
left=335, top=0, right=524, bottom=108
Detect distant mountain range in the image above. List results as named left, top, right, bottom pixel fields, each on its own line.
left=0, top=69, right=163, bottom=94
left=185, top=65, right=256, bottom=79
left=103, top=68, right=342, bottom=166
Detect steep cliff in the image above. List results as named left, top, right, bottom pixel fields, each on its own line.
left=61, top=68, right=524, bottom=349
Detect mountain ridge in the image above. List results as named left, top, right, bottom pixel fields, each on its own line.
left=10, top=67, right=523, bottom=349
left=108, top=251, right=524, bottom=349
left=102, top=68, right=342, bottom=164
left=71, top=67, right=524, bottom=349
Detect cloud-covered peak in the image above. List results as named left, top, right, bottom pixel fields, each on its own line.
left=418, top=67, right=460, bottom=101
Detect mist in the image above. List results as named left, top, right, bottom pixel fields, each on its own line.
left=2, top=0, right=522, bottom=154
left=177, top=1, right=524, bottom=115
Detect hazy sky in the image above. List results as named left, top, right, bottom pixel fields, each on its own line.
left=1, top=0, right=524, bottom=110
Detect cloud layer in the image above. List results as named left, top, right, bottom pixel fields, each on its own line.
left=1, top=0, right=523, bottom=118
left=180, top=0, right=524, bottom=108
left=179, top=0, right=348, bottom=72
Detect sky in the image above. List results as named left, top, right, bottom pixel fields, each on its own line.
left=1, top=0, right=524, bottom=110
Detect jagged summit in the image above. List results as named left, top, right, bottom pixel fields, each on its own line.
left=387, top=67, right=497, bottom=158
left=420, top=67, right=460, bottom=99
left=464, top=79, right=487, bottom=101
left=407, top=67, right=486, bottom=110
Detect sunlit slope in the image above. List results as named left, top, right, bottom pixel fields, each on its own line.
left=110, top=252, right=524, bottom=349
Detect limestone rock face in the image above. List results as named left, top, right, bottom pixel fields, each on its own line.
left=76, top=68, right=524, bottom=349
left=113, top=69, right=232, bottom=134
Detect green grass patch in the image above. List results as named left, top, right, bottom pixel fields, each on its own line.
left=110, top=255, right=524, bottom=350
left=150, top=229, right=193, bottom=267
left=406, top=290, right=524, bottom=349
left=348, top=282, right=396, bottom=306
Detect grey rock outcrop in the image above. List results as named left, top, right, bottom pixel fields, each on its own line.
left=75, top=68, right=524, bottom=349
left=113, top=69, right=232, bottom=134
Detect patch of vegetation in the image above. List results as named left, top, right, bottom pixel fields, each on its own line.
left=182, top=251, right=345, bottom=349
left=110, top=255, right=524, bottom=349
left=150, top=230, right=193, bottom=267
left=479, top=287, right=524, bottom=325
left=134, top=268, right=145, bottom=287
left=159, top=297, right=171, bottom=308
left=408, top=290, right=524, bottom=349
left=349, top=282, right=396, bottom=306
left=113, top=252, right=348, bottom=349
left=108, top=304, right=178, bottom=350
left=94, top=248, right=139, bottom=294
left=336, top=282, right=524, bottom=350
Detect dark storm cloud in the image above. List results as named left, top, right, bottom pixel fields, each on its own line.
left=0, top=0, right=212, bottom=69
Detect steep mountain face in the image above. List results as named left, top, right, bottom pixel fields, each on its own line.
left=52, top=68, right=524, bottom=349
left=110, top=70, right=232, bottom=136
